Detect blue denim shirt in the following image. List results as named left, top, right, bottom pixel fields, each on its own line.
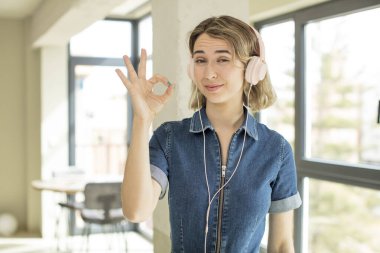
left=149, top=107, right=302, bottom=253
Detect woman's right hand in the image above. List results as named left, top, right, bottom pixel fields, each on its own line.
left=115, top=49, right=174, bottom=123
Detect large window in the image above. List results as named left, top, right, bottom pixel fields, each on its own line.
left=307, top=178, right=380, bottom=252
left=73, top=65, right=127, bottom=175
left=69, top=19, right=132, bottom=176
left=256, top=1, right=380, bottom=252
left=305, top=8, right=380, bottom=166
left=260, top=20, right=295, bottom=148
left=70, top=20, right=132, bottom=58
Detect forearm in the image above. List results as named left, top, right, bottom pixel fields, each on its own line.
left=267, top=211, right=295, bottom=253
left=267, top=241, right=295, bottom=253
left=121, top=117, right=158, bottom=222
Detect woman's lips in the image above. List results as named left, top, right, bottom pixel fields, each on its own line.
left=205, top=84, right=223, bottom=92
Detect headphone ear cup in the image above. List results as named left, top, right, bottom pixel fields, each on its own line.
left=187, top=58, right=195, bottom=81
left=245, top=56, right=267, bottom=85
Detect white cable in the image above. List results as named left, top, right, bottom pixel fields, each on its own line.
left=200, top=85, right=253, bottom=253
left=196, top=92, right=211, bottom=253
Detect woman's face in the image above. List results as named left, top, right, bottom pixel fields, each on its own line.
left=192, top=33, right=245, bottom=107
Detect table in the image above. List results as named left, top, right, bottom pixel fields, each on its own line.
left=32, top=178, right=85, bottom=195
left=32, top=174, right=123, bottom=194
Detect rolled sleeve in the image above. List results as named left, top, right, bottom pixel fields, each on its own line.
left=150, top=164, right=168, bottom=199
left=269, top=192, right=302, bottom=213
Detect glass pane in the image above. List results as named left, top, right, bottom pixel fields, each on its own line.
left=70, top=20, right=132, bottom=57
left=258, top=21, right=295, bottom=248
left=139, top=16, right=153, bottom=55
left=260, top=21, right=295, bottom=148
left=307, top=178, right=380, bottom=253
left=139, top=16, right=153, bottom=79
left=75, top=65, right=127, bottom=175
left=305, top=7, right=380, bottom=166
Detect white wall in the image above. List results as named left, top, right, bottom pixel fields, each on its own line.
left=0, top=18, right=29, bottom=230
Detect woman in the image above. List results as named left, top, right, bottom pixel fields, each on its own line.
left=116, top=15, right=301, bottom=253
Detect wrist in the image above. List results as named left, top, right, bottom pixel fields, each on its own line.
left=132, top=116, right=153, bottom=130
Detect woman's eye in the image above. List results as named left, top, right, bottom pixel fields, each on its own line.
left=218, top=58, right=230, bottom=63
left=195, top=58, right=206, bottom=64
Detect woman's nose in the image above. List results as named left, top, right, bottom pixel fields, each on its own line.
left=204, top=63, right=217, bottom=79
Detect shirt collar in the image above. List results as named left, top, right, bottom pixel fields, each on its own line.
left=189, top=107, right=259, bottom=140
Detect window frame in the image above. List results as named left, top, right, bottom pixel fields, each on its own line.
left=254, top=0, right=380, bottom=252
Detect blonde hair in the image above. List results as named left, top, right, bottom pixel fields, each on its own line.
left=188, top=15, right=276, bottom=112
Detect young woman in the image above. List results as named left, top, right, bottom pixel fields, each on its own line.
left=116, top=15, right=301, bottom=253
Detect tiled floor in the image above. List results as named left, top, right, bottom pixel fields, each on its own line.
left=0, top=231, right=153, bottom=253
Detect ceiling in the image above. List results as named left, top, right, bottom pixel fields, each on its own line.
left=0, top=0, right=150, bottom=19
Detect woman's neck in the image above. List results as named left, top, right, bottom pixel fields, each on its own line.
left=205, top=102, right=245, bottom=131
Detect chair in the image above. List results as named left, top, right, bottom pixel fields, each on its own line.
left=59, top=181, right=129, bottom=252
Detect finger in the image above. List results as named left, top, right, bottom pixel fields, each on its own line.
left=115, top=68, right=132, bottom=90
left=149, top=74, right=169, bottom=85
left=160, top=82, right=175, bottom=102
left=138, top=48, right=147, bottom=80
left=122, top=55, right=138, bottom=82
left=147, top=74, right=168, bottom=90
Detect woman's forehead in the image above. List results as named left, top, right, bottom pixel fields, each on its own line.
left=193, top=33, right=232, bottom=53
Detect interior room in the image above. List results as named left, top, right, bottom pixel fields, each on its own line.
left=1, top=0, right=380, bottom=252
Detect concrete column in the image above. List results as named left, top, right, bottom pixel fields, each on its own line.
left=24, top=33, right=42, bottom=233
left=151, top=0, right=249, bottom=251
left=0, top=19, right=29, bottom=232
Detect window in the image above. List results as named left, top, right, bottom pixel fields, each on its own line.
left=73, top=65, right=127, bottom=175
left=70, top=20, right=132, bottom=57
left=255, top=1, right=380, bottom=252
left=260, top=20, right=295, bottom=148
left=69, top=19, right=131, bottom=176
left=67, top=19, right=133, bottom=236
left=305, top=8, right=380, bottom=166
left=259, top=21, right=295, bottom=249
left=306, top=178, right=380, bottom=252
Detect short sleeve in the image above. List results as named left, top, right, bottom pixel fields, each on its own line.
left=269, top=138, right=302, bottom=213
left=149, top=123, right=170, bottom=199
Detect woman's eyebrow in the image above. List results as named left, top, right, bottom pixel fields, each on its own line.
left=192, top=50, right=204, bottom=55
left=192, top=49, right=232, bottom=55
left=215, top=50, right=231, bottom=54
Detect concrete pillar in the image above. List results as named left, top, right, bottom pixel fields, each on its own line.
left=151, top=0, right=249, bottom=251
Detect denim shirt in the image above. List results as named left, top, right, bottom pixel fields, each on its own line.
left=149, top=107, right=302, bottom=253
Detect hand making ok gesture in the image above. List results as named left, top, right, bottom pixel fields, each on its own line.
left=115, top=48, right=174, bottom=123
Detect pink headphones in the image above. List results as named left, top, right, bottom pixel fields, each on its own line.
left=245, top=26, right=267, bottom=85
left=188, top=25, right=267, bottom=86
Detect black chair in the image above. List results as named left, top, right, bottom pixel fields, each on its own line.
left=59, top=181, right=129, bottom=252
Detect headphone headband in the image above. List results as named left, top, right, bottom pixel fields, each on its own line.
left=250, top=25, right=265, bottom=61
